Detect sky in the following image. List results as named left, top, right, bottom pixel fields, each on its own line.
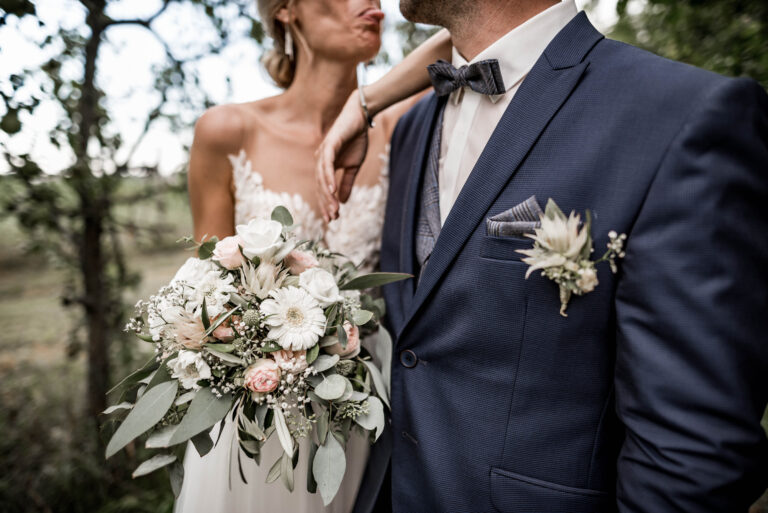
left=0, top=0, right=619, bottom=175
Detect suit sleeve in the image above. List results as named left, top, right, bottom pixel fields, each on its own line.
left=614, top=78, right=768, bottom=512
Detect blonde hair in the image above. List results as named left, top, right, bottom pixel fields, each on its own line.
left=257, top=0, right=297, bottom=88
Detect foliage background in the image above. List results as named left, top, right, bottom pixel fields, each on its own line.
left=0, top=1, right=765, bottom=512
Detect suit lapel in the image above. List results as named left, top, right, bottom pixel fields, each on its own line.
left=398, top=12, right=604, bottom=339
left=398, top=93, right=441, bottom=313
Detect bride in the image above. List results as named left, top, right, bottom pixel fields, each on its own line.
left=175, top=0, right=450, bottom=511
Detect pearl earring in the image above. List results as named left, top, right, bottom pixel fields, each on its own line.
left=284, top=27, right=294, bottom=61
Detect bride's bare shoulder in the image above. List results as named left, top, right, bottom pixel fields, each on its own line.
left=192, top=97, right=282, bottom=155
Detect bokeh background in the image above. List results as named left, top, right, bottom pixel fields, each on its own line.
left=0, top=1, right=766, bottom=511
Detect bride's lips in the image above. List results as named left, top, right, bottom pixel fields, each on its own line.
left=357, top=7, right=385, bottom=25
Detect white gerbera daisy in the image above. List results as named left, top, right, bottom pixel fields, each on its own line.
left=260, top=286, right=325, bottom=351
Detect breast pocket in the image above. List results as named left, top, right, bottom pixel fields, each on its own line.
left=480, top=234, right=533, bottom=262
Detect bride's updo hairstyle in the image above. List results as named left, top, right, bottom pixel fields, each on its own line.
left=258, top=0, right=297, bottom=88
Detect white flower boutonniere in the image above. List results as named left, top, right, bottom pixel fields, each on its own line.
left=517, top=199, right=626, bottom=317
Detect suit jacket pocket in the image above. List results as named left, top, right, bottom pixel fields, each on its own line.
left=490, top=467, right=614, bottom=513
left=480, top=235, right=532, bottom=262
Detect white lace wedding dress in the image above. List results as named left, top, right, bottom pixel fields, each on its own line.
left=173, top=150, right=388, bottom=513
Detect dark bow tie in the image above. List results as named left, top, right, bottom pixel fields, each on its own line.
left=427, top=58, right=506, bottom=98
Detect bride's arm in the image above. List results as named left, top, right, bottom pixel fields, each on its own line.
left=189, top=105, right=244, bottom=241
left=316, top=29, right=451, bottom=221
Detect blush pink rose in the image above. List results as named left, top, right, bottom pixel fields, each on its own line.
left=273, top=349, right=308, bottom=373
left=243, top=358, right=281, bottom=393
left=283, top=249, right=319, bottom=275
left=212, top=235, right=246, bottom=270
left=324, top=321, right=360, bottom=359
left=212, top=324, right=235, bottom=342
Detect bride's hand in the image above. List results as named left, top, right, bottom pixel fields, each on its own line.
left=316, top=90, right=369, bottom=223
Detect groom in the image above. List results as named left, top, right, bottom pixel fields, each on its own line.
left=355, top=0, right=768, bottom=511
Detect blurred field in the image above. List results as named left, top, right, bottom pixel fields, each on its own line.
left=0, top=185, right=192, bottom=512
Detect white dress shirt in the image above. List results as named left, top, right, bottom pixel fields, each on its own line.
left=438, top=0, right=578, bottom=226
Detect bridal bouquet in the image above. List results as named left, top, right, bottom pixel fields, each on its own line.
left=104, top=206, right=406, bottom=505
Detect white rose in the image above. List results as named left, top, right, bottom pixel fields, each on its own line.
left=168, top=350, right=212, bottom=390
left=298, top=267, right=343, bottom=308
left=236, top=219, right=284, bottom=260
left=171, top=257, right=218, bottom=286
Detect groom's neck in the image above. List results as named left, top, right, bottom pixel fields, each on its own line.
left=448, top=0, right=559, bottom=61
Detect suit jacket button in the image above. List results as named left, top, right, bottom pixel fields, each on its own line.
left=400, top=349, right=418, bottom=368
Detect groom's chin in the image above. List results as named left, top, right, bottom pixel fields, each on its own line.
left=398, top=0, right=440, bottom=25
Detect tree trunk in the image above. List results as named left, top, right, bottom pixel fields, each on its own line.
left=78, top=2, right=109, bottom=423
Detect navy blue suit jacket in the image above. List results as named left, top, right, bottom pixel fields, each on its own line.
left=356, top=11, right=768, bottom=513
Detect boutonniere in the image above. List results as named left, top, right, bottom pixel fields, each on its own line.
left=516, top=199, right=626, bottom=317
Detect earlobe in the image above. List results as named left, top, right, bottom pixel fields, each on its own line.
left=275, top=7, right=291, bottom=24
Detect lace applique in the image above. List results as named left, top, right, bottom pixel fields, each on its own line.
left=230, top=149, right=388, bottom=273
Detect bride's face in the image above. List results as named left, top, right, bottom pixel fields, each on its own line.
left=291, top=0, right=384, bottom=63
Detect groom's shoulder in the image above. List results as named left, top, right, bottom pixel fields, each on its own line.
left=590, top=37, right=744, bottom=104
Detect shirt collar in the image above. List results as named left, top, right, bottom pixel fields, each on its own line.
left=450, top=0, right=578, bottom=105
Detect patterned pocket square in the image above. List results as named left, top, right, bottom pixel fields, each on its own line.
left=486, top=195, right=544, bottom=237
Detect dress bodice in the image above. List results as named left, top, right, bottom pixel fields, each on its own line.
left=229, top=150, right=388, bottom=272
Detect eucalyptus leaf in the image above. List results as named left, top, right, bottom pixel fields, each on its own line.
left=315, top=375, right=348, bottom=401
left=201, top=298, right=211, bottom=330
left=206, top=348, right=245, bottom=366
left=203, top=306, right=241, bottom=338
left=229, top=293, right=249, bottom=308
left=261, top=342, right=282, bottom=353
left=306, top=343, right=320, bottom=365
left=146, top=355, right=173, bottom=390
left=273, top=407, right=294, bottom=456
left=307, top=441, right=318, bottom=494
left=108, top=356, right=157, bottom=395
left=102, top=402, right=133, bottom=415
left=136, top=333, right=155, bottom=343
left=271, top=205, right=294, bottom=226
left=198, top=238, right=218, bottom=260
left=354, top=396, right=385, bottom=441
left=351, top=309, right=374, bottom=326
left=363, top=361, right=390, bottom=410
left=337, top=324, right=348, bottom=350
left=168, top=388, right=233, bottom=446
left=132, top=453, right=177, bottom=478
left=266, top=455, right=282, bottom=484
left=175, top=390, right=196, bottom=406
left=317, top=409, right=329, bottom=445
left=319, top=336, right=339, bottom=348
left=313, top=432, right=347, bottom=506
left=191, top=430, right=214, bottom=457
left=339, top=272, right=412, bottom=291
left=105, top=380, right=178, bottom=458
left=280, top=450, right=294, bottom=492
left=205, top=343, right=235, bottom=353
left=169, top=461, right=184, bottom=497
left=312, top=354, right=339, bottom=373
left=145, top=424, right=178, bottom=449
left=348, top=391, right=369, bottom=402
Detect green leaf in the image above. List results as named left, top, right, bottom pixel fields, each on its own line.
left=198, top=237, right=218, bottom=260
left=271, top=206, right=294, bottom=226
left=169, top=461, right=184, bottom=497
left=306, top=343, right=320, bottom=365
left=354, top=396, right=385, bottom=441
left=312, top=354, right=339, bottom=373
left=132, top=453, right=177, bottom=478
left=102, top=402, right=133, bottom=415
left=266, top=455, right=282, bottom=483
left=205, top=343, right=235, bottom=353
left=261, top=342, right=282, bottom=352
left=175, top=391, right=196, bottom=406
left=201, top=298, right=211, bottom=330
left=229, top=293, right=249, bottom=308
left=136, top=333, right=155, bottom=342
left=340, top=272, right=412, bottom=291
left=313, top=431, right=347, bottom=506
left=581, top=209, right=594, bottom=261
left=203, top=306, right=241, bottom=338
left=319, top=336, right=339, bottom=348
left=108, top=356, right=158, bottom=395
left=280, top=449, right=295, bottom=492
left=106, top=380, right=178, bottom=458
left=316, top=409, right=329, bottom=445
left=351, top=309, right=374, bottom=326
left=337, top=324, right=348, bottom=349
left=168, top=388, right=233, bottom=446
left=273, top=407, right=294, bottom=455
left=145, top=424, right=178, bottom=449
left=314, top=375, right=348, bottom=401
left=307, top=441, right=319, bottom=494
left=191, top=430, right=214, bottom=457
left=363, top=361, right=390, bottom=410
left=544, top=198, right=566, bottom=221
left=206, top=348, right=244, bottom=366
left=146, top=355, right=173, bottom=390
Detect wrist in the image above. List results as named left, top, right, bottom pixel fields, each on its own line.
left=362, top=83, right=386, bottom=118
